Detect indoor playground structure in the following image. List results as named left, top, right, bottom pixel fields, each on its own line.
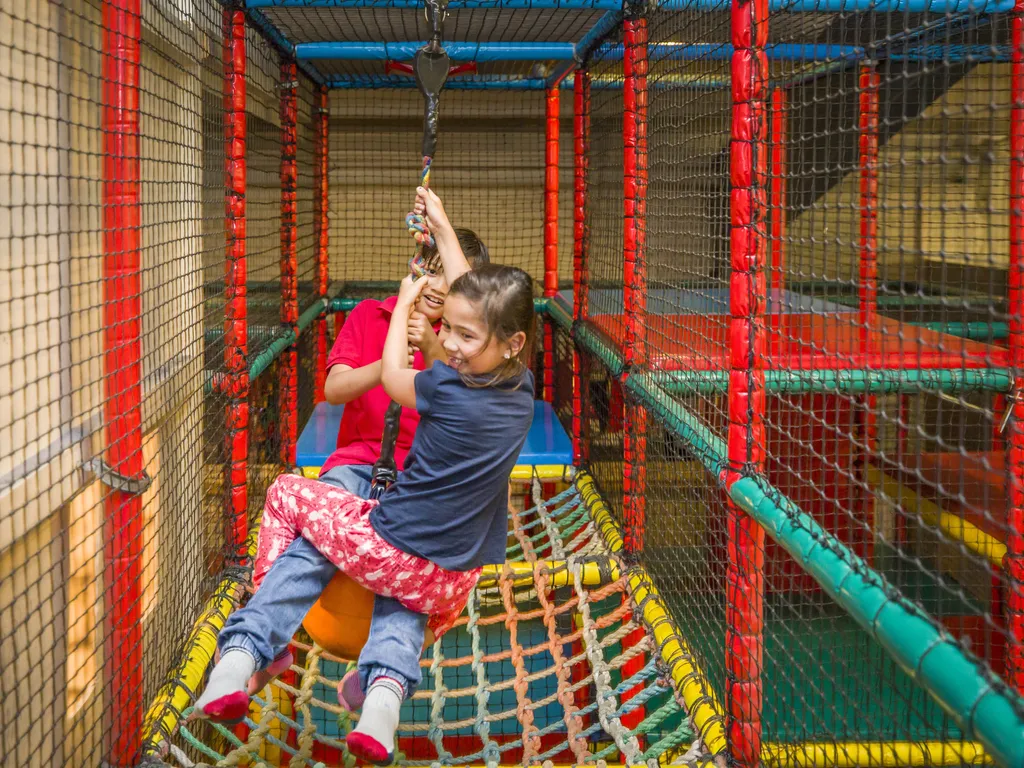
left=5, top=0, right=1024, bottom=765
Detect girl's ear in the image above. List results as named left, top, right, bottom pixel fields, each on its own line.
left=508, top=331, right=527, bottom=358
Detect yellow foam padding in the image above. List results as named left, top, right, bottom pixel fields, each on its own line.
left=478, top=558, right=620, bottom=589
left=760, top=741, right=990, bottom=767
left=574, top=470, right=729, bottom=757
left=139, top=524, right=260, bottom=756
left=301, top=464, right=573, bottom=481
left=867, top=466, right=1006, bottom=568
left=253, top=685, right=294, bottom=765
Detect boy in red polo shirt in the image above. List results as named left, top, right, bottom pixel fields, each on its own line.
left=218, top=227, right=489, bottom=697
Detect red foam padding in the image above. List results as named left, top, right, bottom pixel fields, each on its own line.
left=588, top=313, right=1007, bottom=371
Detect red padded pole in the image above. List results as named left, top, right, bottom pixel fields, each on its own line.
left=224, top=7, right=249, bottom=562
left=858, top=63, right=879, bottom=349
left=1008, top=0, right=1024, bottom=692
left=314, top=85, right=330, bottom=404
left=544, top=86, right=560, bottom=299
left=725, top=0, right=769, bottom=763
left=857, top=62, right=880, bottom=566
left=621, top=9, right=649, bottom=739
left=769, top=88, right=786, bottom=305
left=572, top=69, right=591, bottom=464
left=542, top=86, right=560, bottom=402
left=623, top=11, right=648, bottom=554
left=280, top=60, right=299, bottom=466
left=102, top=0, right=143, bottom=760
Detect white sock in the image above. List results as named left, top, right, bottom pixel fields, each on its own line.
left=195, top=649, right=256, bottom=712
left=352, top=677, right=404, bottom=755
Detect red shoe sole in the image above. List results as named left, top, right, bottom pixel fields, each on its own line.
left=201, top=690, right=250, bottom=725
left=346, top=731, right=394, bottom=766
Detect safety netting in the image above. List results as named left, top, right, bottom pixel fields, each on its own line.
left=141, top=474, right=712, bottom=768
left=568, top=0, right=1023, bottom=766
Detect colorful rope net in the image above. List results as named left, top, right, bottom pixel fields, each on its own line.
left=141, top=472, right=721, bottom=768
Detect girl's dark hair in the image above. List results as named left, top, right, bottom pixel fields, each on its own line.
left=448, top=264, right=536, bottom=388
left=420, top=228, right=489, bottom=273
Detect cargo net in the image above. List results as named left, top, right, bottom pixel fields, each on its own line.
left=145, top=475, right=707, bottom=768
left=567, top=0, right=1023, bottom=764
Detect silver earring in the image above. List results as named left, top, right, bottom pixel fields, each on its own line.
left=504, top=350, right=511, bottom=359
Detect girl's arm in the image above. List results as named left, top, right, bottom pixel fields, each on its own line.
left=381, top=275, right=430, bottom=408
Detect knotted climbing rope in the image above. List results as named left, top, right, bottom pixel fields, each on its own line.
left=406, top=158, right=435, bottom=279
left=370, top=0, right=450, bottom=497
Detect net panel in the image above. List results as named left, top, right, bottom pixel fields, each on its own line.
left=0, top=1, right=324, bottom=764
left=572, top=0, right=1022, bottom=762
left=0, top=0, right=231, bottom=763
left=327, top=88, right=571, bottom=291
left=261, top=6, right=604, bottom=45
left=759, top=4, right=1015, bottom=751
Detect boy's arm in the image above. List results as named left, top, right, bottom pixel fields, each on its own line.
left=323, top=302, right=383, bottom=405
left=324, top=361, right=382, bottom=405
left=416, top=186, right=471, bottom=285
left=381, top=276, right=429, bottom=409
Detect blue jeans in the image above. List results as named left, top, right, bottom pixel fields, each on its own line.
left=218, top=464, right=426, bottom=698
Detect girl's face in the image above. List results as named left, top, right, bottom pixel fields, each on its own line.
left=439, top=294, right=511, bottom=375
left=413, top=266, right=449, bottom=323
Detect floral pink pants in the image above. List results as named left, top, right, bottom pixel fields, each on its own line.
left=255, top=473, right=480, bottom=640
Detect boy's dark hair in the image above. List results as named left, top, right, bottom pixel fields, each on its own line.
left=448, top=264, right=536, bottom=389
left=421, top=228, right=489, bottom=273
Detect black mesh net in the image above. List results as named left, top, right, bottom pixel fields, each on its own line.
left=4, top=0, right=1023, bottom=766
left=326, top=88, right=574, bottom=291
left=572, top=0, right=1022, bottom=765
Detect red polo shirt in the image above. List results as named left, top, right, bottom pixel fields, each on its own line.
left=322, top=296, right=433, bottom=475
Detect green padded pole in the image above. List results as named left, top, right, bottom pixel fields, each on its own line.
left=916, top=321, right=1010, bottom=341
left=331, top=295, right=551, bottom=314
left=729, top=476, right=1024, bottom=768
left=653, top=368, right=1012, bottom=395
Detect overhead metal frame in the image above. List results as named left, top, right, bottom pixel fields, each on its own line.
left=240, top=0, right=1011, bottom=90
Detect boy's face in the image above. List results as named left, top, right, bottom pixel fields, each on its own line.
left=411, top=263, right=448, bottom=323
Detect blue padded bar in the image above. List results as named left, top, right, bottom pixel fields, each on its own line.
left=326, top=74, right=730, bottom=89
left=296, top=400, right=573, bottom=469
left=297, top=41, right=577, bottom=60
left=298, top=41, right=863, bottom=62
left=249, top=0, right=621, bottom=7
left=248, top=0, right=1011, bottom=9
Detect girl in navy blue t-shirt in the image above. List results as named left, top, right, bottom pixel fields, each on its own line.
left=194, top=249, right=536, bottom=765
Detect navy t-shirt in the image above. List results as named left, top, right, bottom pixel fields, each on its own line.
left=369, top=360, right=535, bottom=571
